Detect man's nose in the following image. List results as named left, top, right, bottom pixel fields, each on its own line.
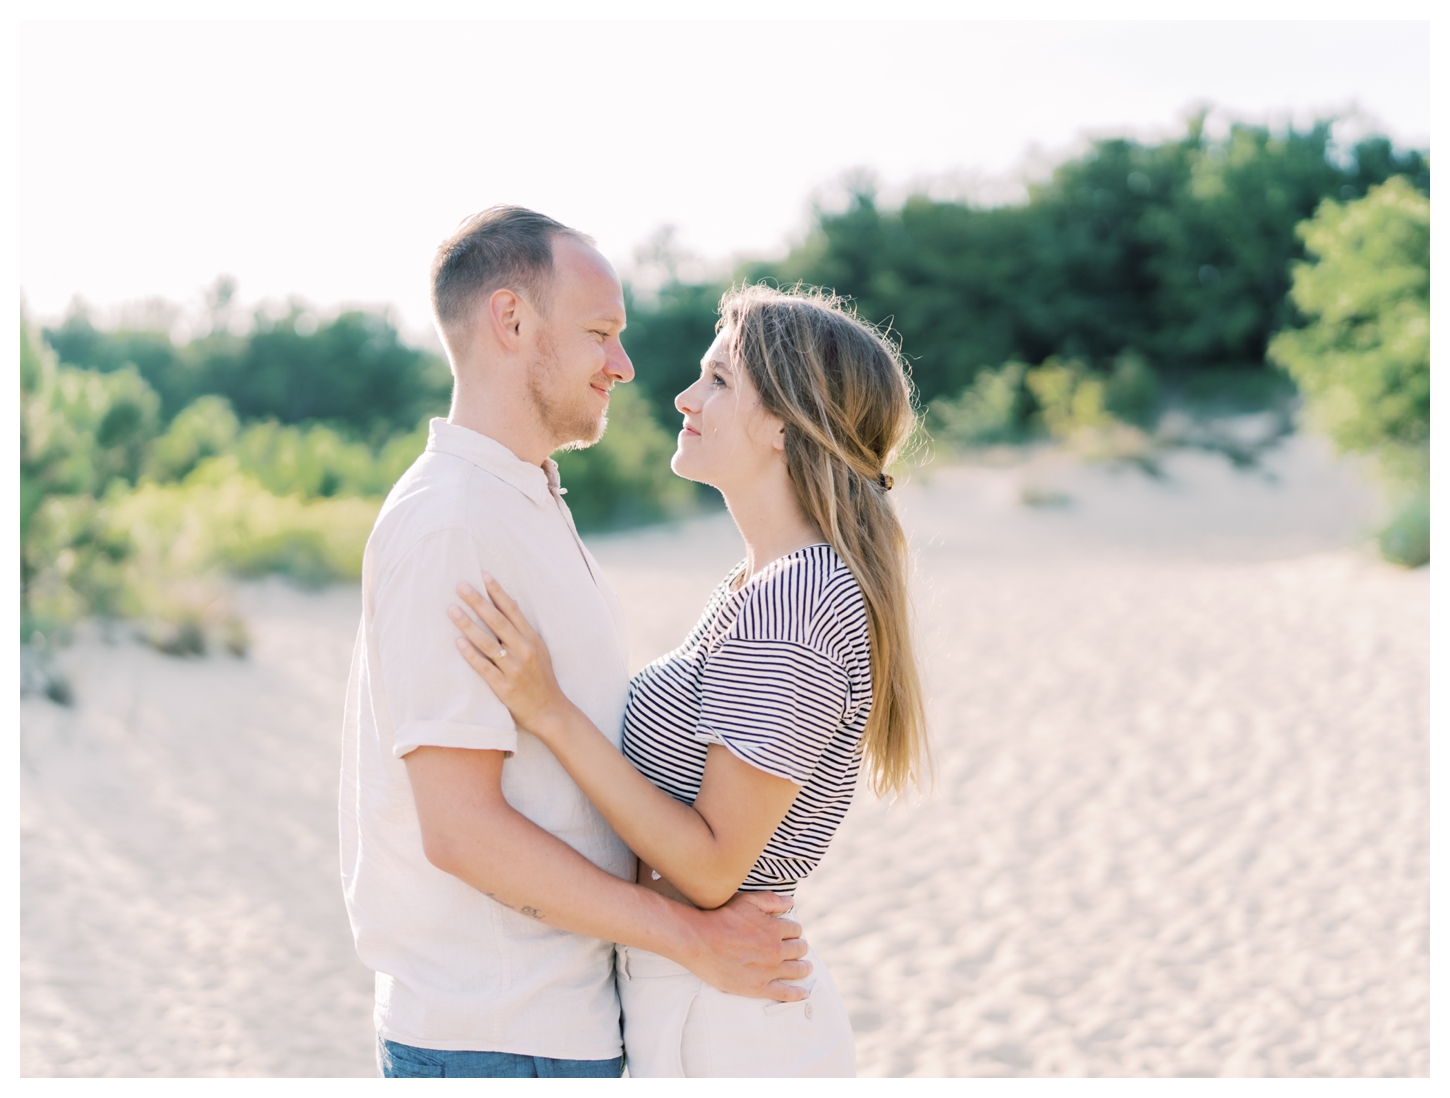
left=606, top=339, right=634, bottom=383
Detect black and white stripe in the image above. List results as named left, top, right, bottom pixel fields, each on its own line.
left=621, top=543, right=873, bottom=896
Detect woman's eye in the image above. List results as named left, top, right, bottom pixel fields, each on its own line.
left=709, top=372, right=726, bottom=388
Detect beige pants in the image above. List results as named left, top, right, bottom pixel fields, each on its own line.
left=615, top=943, right=856, bottom=1078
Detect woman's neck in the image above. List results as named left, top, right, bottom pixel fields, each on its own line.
left=720, top=466, right=824, bottom=585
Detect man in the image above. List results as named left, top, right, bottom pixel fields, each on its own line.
left=340, top=206, right=810, bottom=1079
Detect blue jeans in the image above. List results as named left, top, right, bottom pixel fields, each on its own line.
left=379, top=1037, right=624, bottom=1078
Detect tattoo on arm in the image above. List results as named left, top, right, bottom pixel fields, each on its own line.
left=485, top=893, right=544, bottom=920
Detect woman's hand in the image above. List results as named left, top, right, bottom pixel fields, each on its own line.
left=449, top=575, right=572, bottom=737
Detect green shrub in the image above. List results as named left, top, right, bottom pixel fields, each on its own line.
left=228, top=419, right=389, bottom=498
left=1103, top=349, right=1161, bottom=427
left=1269, top=177, right=1430, bottom=565
left=927, top=362, right=1030, bottom=448
left=1270, top=177, right=1429, bottom=458
left=95, top=463, right=380, bottom=654
left=928, top=350, right=1160, bottom=456
left=114, top=461, right=380, bottom=589
left=1025, top=358, right=1118, bottom=438
left=144, top=394, right=241, bottom=481
left=1379, top=489, right=1430, bottom=569
left=21, top=323, right=156, bottom=639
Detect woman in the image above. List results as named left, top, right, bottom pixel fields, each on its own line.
left=448, top=284, right=926, bottom=1077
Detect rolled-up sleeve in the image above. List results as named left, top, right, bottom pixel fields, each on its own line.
left=693, top=638, right=851, bottom=785
left=375, top=526, right=518, bottom=759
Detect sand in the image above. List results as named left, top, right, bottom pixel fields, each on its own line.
left=20, top=432, right=1429, bottom=1077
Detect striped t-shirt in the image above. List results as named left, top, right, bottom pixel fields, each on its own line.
left=621, top=543, right=873, bottom=896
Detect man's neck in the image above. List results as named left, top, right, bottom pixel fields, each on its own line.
left=447, top=381, right=554, bottom=468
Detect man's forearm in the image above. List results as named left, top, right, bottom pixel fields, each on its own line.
left=406, top=745, right=697, bottom=952
left=432, top=800, right=809, bottom=1002
left=404, top=744, right=808, bottom=1000
left=429, top=792, right=702, bottom=959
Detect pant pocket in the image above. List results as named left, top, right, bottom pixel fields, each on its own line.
left=379, top=1039, right=445, bottom=1078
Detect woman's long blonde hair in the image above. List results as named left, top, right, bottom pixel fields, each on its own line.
left=720, top=284, right=928, bottom=796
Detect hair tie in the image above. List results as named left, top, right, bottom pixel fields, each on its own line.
left=877, top=472, right=894, bottom=491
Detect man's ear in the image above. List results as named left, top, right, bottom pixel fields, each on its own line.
left=487, top=288, right=526, bottom=349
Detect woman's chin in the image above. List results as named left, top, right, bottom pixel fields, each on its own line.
left=669, top=452, right=709, bottom=486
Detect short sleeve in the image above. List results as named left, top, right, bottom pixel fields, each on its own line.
left=694, top=637, right=851, bottom=785
left=374, top=527, right=518, bottom=759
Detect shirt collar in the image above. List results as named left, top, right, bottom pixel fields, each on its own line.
left=425, top=418, right=562, bottom=506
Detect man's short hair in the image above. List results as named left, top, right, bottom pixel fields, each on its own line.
left=430, top=206, right=595, bottom=330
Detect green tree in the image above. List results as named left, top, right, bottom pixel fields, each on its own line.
left=20, top=315, right=158, bottom=637
left=715, top=119, right=1426, bottom=410
left=1269, top=177, right=1430, bottom=565
left=44, top=301, right=452, bottom=437
left=206, top=309, right=451, bottom=436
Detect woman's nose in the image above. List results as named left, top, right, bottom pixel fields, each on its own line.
left=675, top=382, right=700, bottom=414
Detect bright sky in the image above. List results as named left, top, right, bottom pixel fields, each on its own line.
left=18, top=18, right=1432, bottom=344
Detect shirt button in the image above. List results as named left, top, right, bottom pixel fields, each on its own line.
left=804, top=1002, right=814, bottom=1020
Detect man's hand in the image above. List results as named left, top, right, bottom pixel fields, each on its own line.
left=406, top=747, right=813, bottom=1003
left=678, top=891, right=814, bottom=1002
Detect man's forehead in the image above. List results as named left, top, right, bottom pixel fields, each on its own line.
left=553, top=235, right=614, bottom=281
left=553, top=237, right=624, bottom=315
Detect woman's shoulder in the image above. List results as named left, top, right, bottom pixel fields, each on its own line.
left=732, top=544, right=869, bottom=652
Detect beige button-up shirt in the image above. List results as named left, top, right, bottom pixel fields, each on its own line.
left=340, top=419, right=634, bottom=1058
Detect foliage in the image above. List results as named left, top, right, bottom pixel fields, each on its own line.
left=20, top=310, right=410, bottom=655
left=1101, top=350, right=1161, bottom=428
left=224, top=418, right=423, bottom=499
left=210, top=310, right=451, bottom=436
left=114, top=462, right=380, bottom=593
left=928, top=350, right=1159, bottom=452
left=622, top=118, right=1426, bottom=423
left=22, top=113, right=1431, bottom=672
left=44, top=303, right=453, bottom=435
left=143, top=394, right=241, bottom=482
left=1026, top=357, right=1115, bottom=438
left=1378, top=488, right=1429, bottom=569
left=21, top=324, right=147, bottom=637
left=1268, top=177, right=1430, bottom=460
left=1268, top=176, right=1430, bottom=565
left=21, top=300, right=695, bottom=668
left=927, top=361, right=1031, bottom=448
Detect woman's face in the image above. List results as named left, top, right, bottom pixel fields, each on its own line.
left=671, top=329, right=786, bottom=490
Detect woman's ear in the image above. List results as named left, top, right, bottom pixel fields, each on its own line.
left=771, top=419, right=788, bottom=452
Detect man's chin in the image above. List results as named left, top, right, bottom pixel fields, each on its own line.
left=554, top=413, right=608, bottom=453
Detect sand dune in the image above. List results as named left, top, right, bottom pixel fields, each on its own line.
left=20, top=434, right=1428, bottom=1077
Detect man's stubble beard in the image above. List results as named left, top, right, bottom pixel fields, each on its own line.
left=526, top=333, right=608, bottom=453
